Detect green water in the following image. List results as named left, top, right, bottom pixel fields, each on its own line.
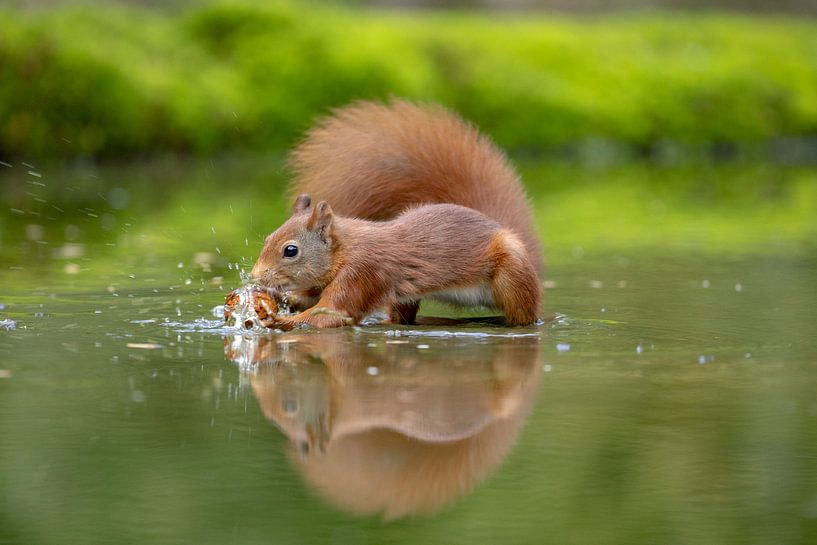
left=1, top=159, right=816, bottom=544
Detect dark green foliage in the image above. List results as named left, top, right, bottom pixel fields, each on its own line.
left=1, top=2, right=816, bottom=158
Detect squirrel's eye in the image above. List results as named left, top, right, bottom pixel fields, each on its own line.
left=283, top=244, right=299, bottom=258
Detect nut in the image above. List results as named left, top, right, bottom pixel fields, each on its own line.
left=224, top=285, right=279, bottom=325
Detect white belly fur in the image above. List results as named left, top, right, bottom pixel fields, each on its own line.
left=430, top=283, right=495, bottom=308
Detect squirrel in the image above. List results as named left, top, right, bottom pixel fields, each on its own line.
left=250, top=99, right=542, bottom=329
left=233, top=332, right=542, bottom=519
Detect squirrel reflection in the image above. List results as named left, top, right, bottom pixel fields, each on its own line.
left=225, top=331, right=541, bottom=520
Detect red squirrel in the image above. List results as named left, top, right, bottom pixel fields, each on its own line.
left=250, top=100, right=542, bottom=329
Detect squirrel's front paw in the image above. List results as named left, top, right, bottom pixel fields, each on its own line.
left=258, top=314, right=297, bottom=331
left=267, top=308, right=352, bottom=330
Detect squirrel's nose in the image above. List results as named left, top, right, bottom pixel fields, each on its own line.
left=249, top=263, right=268, bottom=282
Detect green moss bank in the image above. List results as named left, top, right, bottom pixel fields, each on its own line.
left=2, top=2, right=817, bottom=159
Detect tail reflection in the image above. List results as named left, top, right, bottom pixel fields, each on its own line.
left=225, top=331, right=542, bottom=519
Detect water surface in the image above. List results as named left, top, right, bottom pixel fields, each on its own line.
left=1, top=159, right=816, bottom=544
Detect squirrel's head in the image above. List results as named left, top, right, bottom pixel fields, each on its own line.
left=251, top=194, right=335, bottom=293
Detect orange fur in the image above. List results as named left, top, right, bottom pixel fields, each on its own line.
left=230, top=332, right=543, bottom=519
left=251, top=100, right=543, bottom=327
left=290, top=99, right=542, bottom=276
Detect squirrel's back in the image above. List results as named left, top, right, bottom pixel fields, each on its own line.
left=290, top=100, right=542, bottom=275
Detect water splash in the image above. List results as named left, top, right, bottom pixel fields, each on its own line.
left=1, top=319, right=17, bottom=331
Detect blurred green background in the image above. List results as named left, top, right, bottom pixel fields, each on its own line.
left=2, top=0, right=817, bottom=268
left=2, top=0, right=817, bottom=161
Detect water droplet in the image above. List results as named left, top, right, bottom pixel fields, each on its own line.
left=65, top=224, right=80, bottom=240
left=100, top=213, right=116, bottom=231
left=25, top=224, right=44, bottom=241
left=108, top=187, right=129, bottom=210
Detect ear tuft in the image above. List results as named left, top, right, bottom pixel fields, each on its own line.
left=306, top=200, right=333, bottom=241
left=292, top=194, right=312, bottom=214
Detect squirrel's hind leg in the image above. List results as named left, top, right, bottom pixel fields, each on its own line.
left=389, top=300, right=420, bottom=325
left=489, top=231, right=541, bottom=326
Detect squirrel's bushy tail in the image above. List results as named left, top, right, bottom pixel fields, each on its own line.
left=289, top=99, right=542, bottom=274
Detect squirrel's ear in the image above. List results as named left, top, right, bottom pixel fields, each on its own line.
left=306, top=201, right=333, bottom=242
left=292, top=194, right=312, bottom=214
